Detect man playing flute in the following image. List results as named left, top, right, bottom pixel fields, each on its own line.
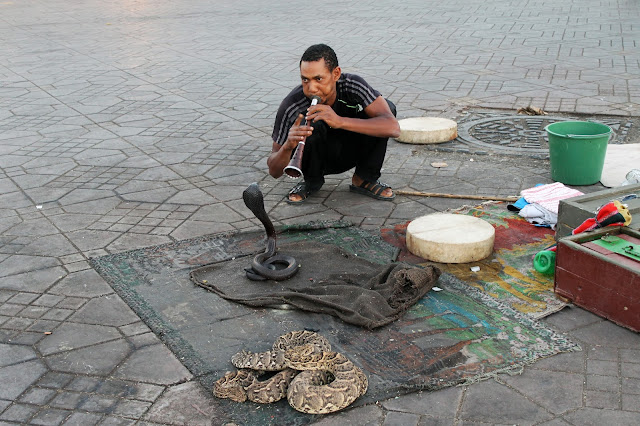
left=267, top=44, right=400, bottom=204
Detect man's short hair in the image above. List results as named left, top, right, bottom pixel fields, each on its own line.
left=300, top=44, right=339, bottom=71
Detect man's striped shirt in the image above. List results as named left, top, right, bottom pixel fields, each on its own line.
left=272, top=73, right=381, bottom=145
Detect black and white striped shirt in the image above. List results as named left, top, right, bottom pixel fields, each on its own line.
left=272, top=73, right=381, bottom=145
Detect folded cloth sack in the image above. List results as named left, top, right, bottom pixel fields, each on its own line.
left=572, top=200, right=632, bottom=235
left=190, top=241, right=441, bottom=329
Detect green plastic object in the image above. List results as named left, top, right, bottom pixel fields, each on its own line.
left=545, top=121, right=612, bottom=185
left=591, top=234, right=640, bottom=261
left=534, top=250, right=556, bottom=274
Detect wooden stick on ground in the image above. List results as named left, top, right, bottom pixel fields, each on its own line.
left=396, top=190, right=518, bottom=203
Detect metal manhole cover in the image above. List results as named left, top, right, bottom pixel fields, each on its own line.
left=425, top=109, right=635, bottom=159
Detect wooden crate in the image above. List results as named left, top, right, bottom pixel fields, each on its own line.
left=555, top=226, right=640, bottom=332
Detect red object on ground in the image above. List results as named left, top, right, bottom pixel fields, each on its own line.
left=571, top=200, right=631, bottom=235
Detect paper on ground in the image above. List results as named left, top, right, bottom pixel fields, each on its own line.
left=600, top=143, right=640, bottom=187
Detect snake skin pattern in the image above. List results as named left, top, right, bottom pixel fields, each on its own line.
left=231, top=330, right=331, bottom=371
left=285, top=345, right=368, bottom=414
left=213, top=368, right=299, bottom=403
left=214, top=330, right=367, bottom=414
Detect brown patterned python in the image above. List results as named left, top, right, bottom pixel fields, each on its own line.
left=213, top=368, right=299, bottom=403
left=213, top=330, right=368, bottom=414
left=231, top=330, right=331, bottom=371
left=285, top=344, right=368, bottom=414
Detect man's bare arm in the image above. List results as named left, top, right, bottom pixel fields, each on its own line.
left=267, top=142, right=292, bottom=179
left=305, top=96, right=400, bottom=139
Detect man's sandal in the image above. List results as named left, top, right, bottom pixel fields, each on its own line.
left=349, top=180, right=395, bottom=201
left=286, top=181, right=322, bottom=205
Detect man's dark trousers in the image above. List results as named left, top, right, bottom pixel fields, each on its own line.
left=299, top=99, right=397, bottom=189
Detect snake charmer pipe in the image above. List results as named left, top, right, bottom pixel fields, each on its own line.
left=283, top=96, right=321, bottom=179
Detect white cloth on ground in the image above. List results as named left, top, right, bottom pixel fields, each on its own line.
left=520, top=182, right=584, bottom=215
left=518, top=182, right=584, bottom=228
left=518, top=203, right=558, bottom=228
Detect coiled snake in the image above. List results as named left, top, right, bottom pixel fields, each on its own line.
left=214, top=331, right=368, bottom=414
left=242, top=182, right=299, bottom=281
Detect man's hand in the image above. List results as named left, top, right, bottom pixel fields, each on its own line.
left=267, top=114, right=313, bottom=179
left=284, top=114, right=313, bottom=150
left=309, top=96, right=399, bottom=139
left=305, top=104, right=343, bottom=129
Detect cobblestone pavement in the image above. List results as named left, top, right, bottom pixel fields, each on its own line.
left=1, top=0, right=639, bottom=425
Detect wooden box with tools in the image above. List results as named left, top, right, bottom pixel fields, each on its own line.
left=555, top=226, right=640, bottom=332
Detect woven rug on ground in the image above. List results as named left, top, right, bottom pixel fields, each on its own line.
left=381, top=202, right=564, bottom=319
left=90, top=221, right=579, bottom=426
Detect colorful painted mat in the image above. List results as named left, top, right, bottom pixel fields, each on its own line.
left=381, top=202, right=564, bottom=319
left=91, top=221, right=579, bottom=425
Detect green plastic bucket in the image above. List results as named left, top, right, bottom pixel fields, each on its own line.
left=545, top=121, right=612, bottom=185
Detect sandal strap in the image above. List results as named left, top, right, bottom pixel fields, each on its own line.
left=369, top=183, right=384, bottom=195
left=289, top=180, right=323, bottom=196
left=289, top=182, right=309, bottom=195
left=364, top=181, right=389, bottom=196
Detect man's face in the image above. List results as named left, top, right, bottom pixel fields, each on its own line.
left=300, top=58, right=341, bottom=106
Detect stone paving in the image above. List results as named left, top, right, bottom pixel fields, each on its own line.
left=1, top=0, right=639, bottom=425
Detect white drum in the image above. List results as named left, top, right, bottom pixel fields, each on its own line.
left=396, top=117, right=458, bottom=144
left=406, top=213, right=495, bottom=263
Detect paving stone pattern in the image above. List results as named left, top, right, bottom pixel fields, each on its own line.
left=1, top=0, right=639, bottom=424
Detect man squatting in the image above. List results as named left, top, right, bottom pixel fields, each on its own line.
left=267, top=44, right=400, bottom=204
